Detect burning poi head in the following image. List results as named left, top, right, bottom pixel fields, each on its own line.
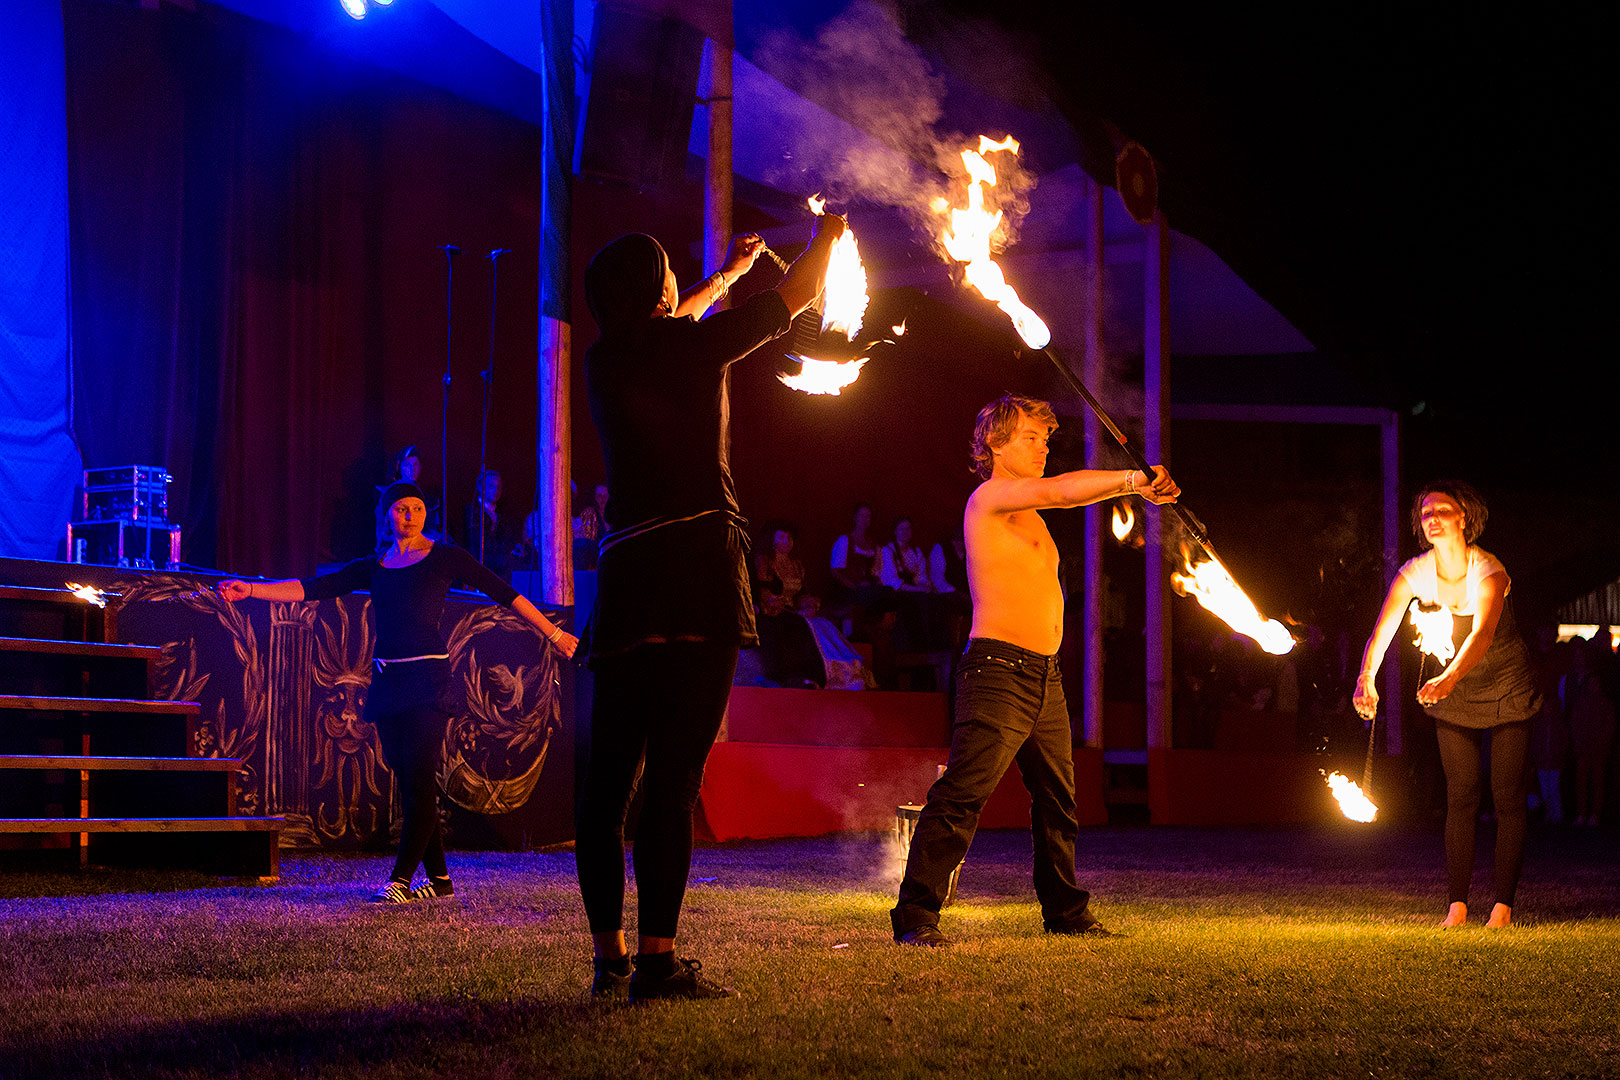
left=1407, top=600, right=1456, bottom=665
left=1323, top=770, right=1378, bottom=822
left=780, top=195, right=873, bottom=397
left=66, top=582, right=108, bottom=608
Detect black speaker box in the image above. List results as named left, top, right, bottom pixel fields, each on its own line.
left=580, top=5, right=705, bottom=189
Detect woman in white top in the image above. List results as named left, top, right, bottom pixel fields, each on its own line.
left=1353, top=480, right=1540, bottom=929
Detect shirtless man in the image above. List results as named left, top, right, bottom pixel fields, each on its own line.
left=891, top=394, right=1179, bottom=946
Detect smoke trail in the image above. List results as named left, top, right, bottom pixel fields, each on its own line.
left=752, top=1, right=1037, bottom=254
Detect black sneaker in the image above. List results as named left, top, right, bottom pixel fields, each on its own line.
left=367, top=880, right=413, bottom=904
left=590, top=968, right=631, bottom=1001
left=629, top=958, right=737, bottom=1002
left=894, top=924, right=952, bottom=947
left=407, top=877, right=455, bottom=902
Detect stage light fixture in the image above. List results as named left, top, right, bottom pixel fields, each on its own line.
left=340, top=0, right=367, bottom=19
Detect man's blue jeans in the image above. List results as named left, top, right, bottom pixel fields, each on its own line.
left=892, top=637, right=1092, bottom=935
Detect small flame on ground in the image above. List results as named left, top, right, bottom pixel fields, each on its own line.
left=1171, top=553, right=1295, bottom=655
left=779, top=355, right=868, bottom=396
left=1323, top=771, right=1378, bottom=822
left=939, top=139, right=1051, bottom=349
left=66, top=582, right=107, bottom=608
left=1408, top=600, right=1456, bottom=664
left=1111, top=503, right=1135, bottom=542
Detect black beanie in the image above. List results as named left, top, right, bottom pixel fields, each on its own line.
left=585, top=233, right=669, bottom=337
left=378, top=482, right=427, bottom=516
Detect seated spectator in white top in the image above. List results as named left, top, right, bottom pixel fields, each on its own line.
left=880, top=518, right=931, bottom=593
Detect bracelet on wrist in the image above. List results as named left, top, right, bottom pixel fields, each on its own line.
left=546, top=625, right=563, bottom=644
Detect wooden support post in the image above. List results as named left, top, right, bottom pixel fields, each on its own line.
left=1381, top=412, right=1402, bottom=755
left=1143, top=213, right=1172, bottom=750
left=1082, top=176, right=1106, bottom=750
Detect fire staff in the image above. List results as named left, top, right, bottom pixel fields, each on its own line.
left=1354, top=480, right=1541, bottom=929
left=575, top=215, right=842, bottom=1002
left=891, top=394, right=1178, bottom=946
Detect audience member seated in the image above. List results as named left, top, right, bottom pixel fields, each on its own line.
left=929, top=527, right=971, bottom=650
left=1562, top=636, right=1616, bottom=826
left=880, top=517, right=935, bottom=653
left=752, top=524, right=826, bottom=688
left=460, top=469, right=523, bottom=579
left=829, top=502, right=882, bottom=635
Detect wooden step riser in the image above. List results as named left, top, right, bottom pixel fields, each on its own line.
left=0, top=605, right=115, bottom=646
left=1, top=719, right=200, bottom=759
left=0, top=653, right=152, bottom=700
left=0, top=828, right=281, bottom=880
left=0, top=770, right=238, bottom=819
left=0, top=755, right=239, bottom=771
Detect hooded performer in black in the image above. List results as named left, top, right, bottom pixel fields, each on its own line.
left=576, top=218, right=843, bottom=1001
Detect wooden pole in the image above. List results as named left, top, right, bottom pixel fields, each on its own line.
left=1143, top=212, right=1172, bottom=751
left=1082, top=176, right=1106, bottom=750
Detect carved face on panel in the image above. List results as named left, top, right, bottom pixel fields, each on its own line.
left=311, top=601, right=385, bottom=840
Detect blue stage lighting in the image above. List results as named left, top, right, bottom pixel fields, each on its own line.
left=340, top=0, right=367, bottom=19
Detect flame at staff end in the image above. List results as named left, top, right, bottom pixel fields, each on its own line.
left=1407, top=600, right=1456, bottom=664
left=65, top=582, right=107, bottom=608
left=1171, top=551, right=1295, bottom=655
left=939, top=141, right=1051, bottom=350
left=1111, top=503, right=1135, bottom=542
left=1323, top=770, right=1378, bottom=822
left=779, top=355, right=868, bottom=396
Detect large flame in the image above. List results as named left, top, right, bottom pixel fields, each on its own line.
left=1324, top=771, right=1378, bottom=822
left=779, top=355, right=868, bottom=396
left=66, top=582, right=107, bottom=608
left=1171, top=552, right=1295, bottom=655
left=1407, top=600, right=1456, bottom=664
left=939, top=137, right=1051, bottom=349
left=1111, top=503, right=1135, bottom=542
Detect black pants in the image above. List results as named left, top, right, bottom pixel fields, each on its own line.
left=368, top=659, right=454, bottom=884
left=576, top=642, right=738, bottom=939
left=1435, top=718, right=1529, bottom=907
left=891, top=638, right=1091, bottom=935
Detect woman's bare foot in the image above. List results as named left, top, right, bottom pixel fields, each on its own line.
left=1440, top=901, right=1468, bottom=928
left=1485, top=903, right=1512, bottom=929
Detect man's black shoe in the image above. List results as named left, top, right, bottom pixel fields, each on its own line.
left=894, top=925, right=953, bottom=947
left=629, top=957, right=737, bottom=1002
left=1045, top=914, right=1118, bottom=937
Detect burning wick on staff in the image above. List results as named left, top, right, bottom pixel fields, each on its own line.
left=1111, top=503, right=1135, bottom=542
left=1322, top=770, right=1378, bottom=822
left=1170, top=548, right=1295, bottom=655
left=65, top=582, right=107, bottom=608
left=779, top=355, right=868, bottom=396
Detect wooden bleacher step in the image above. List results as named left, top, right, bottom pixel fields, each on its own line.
left=0, top=694, right=201, bottom=715
left=0, top=754, right=237, bottom=772
left=0, top=636, right=160, bottom=660
left=0, top=817, right=281, bottom=833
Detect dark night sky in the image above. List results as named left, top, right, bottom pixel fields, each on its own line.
left=908, top=1, right=1620, bottom=605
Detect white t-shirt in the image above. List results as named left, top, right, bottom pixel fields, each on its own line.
left=1397, top=546, right=1509, bottom=617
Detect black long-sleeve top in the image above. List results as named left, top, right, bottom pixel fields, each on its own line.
left=301, top=543, right=520, bottom=660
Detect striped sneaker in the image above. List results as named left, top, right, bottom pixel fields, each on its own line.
left=367, top=880, right=413, bottom=904
left=407, top=877, right=455, bottom=902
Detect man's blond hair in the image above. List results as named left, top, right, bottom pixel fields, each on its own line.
left=970, top=394, right=1057, bottom=479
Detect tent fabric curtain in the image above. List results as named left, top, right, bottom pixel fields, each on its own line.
left=0, top=0, right=84, bottom=560
left=63, top=0, right=542, bottom=578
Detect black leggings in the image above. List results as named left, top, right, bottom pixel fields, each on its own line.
left=575, top=642, right=738, bottom=939
left=1434, top=719, right=1529, bottom=907
left=370, top=661, right=453, bottom=885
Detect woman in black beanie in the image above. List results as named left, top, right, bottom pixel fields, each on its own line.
left=575, top=215, right=842, bottom=1002
left=221, top=482, right=576, bottom=902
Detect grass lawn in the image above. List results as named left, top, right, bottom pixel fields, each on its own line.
left=2, top=823, right=1616, bottom=1079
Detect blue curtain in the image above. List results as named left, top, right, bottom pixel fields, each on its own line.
left=0, top=0, right=83, bottom=560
